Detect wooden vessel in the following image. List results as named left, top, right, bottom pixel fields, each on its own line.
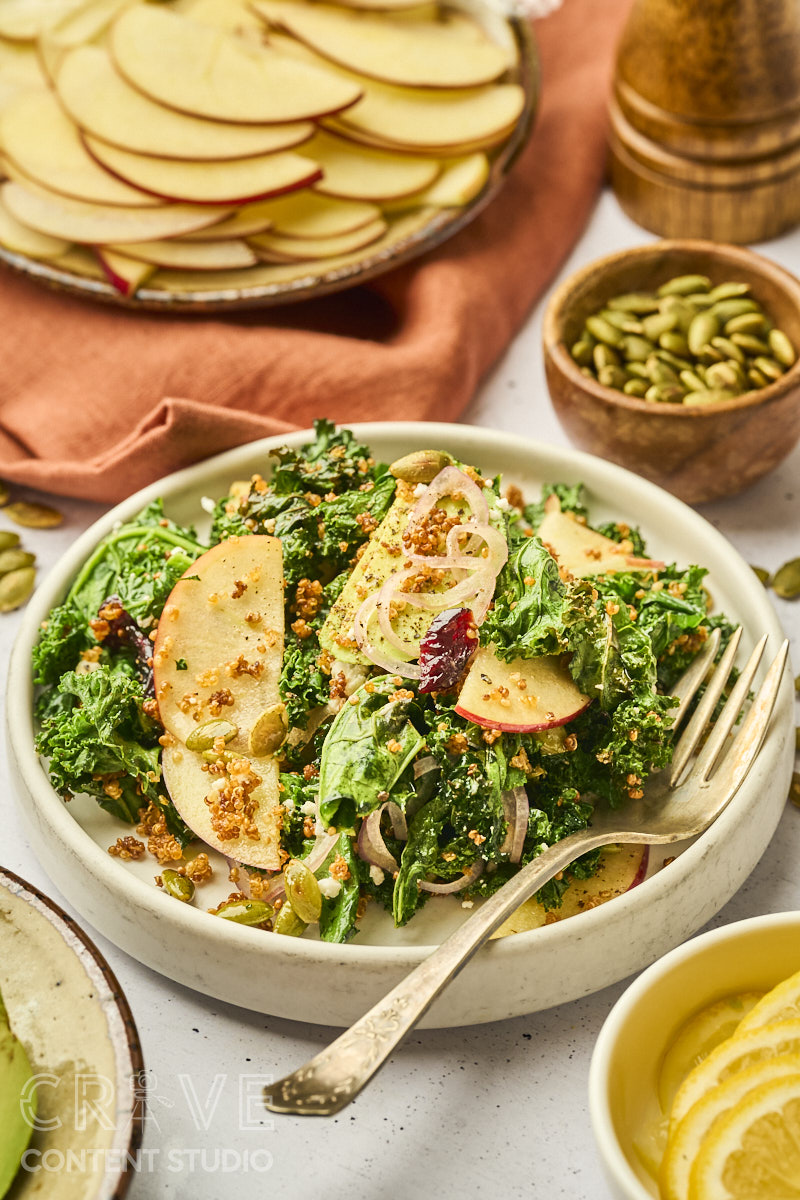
left=609, top=0, right=800, bottom=243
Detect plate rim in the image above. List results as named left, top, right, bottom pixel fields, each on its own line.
left=0, top=866, right=146, bottom=1200
left=7, top=421, right=794, bottom=979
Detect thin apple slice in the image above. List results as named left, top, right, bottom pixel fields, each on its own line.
left=307, top=130, right=439, bottom=201
left=172, top=0, right=264, bottom=32
left=254, top=191, right=380, bottom=238
left=110, top=5, right=362, bottom=124
left=95, top=247, right=155, bottom=296
left=50, top=244, right=106, bottom=279
left=492, top=845, right=650, bottom=937
left=384, top=153, right=489, bottom=209
left=179, top=203, right=275, bottom=242
left=110, top=238, right=257, bottom=271
left=455, top=645, right=591, bottom=732
left=2, top=180, right=231, bottom=243
left=250, top=217, right=386, bottom=261
left=37, top=0, right=131, bottom=82
left=252, top=0, right=511, bottom=88
left=323, top=114, right=517, bottom=157
left=0, top=38, right=47, bottom=87
left=1, top=89, right=161, bottom=207
left=330, top=0, right=436, bottom=10
left=153, top=535, right=285, bottom=871
left=84, top=135, right=321, bottom=205
left=0, top=195, right=70, bottom=259
left=537, top=504, right=664, bottom=578
left=57, top=46, right=315, bottom=163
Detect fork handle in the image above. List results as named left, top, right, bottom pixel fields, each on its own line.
left=264, top=827, right=613, bottom=1116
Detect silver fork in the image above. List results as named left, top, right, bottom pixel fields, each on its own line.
left=264, top=628, right=788, bottom=1117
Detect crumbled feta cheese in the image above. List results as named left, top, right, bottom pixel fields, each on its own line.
left=497, top=497, right=512, bottom=511
left=413, top=483, right=427, bottom=497
left=318, top=877, right=342, bottom=899
left=461, top=899, right=474, bottom=909
left=283, top=797, right=295, bottom=812
left=299, top=800, right=317, bottom=815
left=369, top=865, right=385, bottom=886
left=331, top=659, right=368, bottom=696
left=200, top=495, right=216, bottom=514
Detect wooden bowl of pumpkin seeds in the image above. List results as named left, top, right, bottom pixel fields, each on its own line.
left=542, top=239, right=800, bottom=503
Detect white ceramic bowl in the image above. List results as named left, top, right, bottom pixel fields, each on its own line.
left=589, top=912, right=800, bottom=1200
left=6, top=424, right=795, bottom=1028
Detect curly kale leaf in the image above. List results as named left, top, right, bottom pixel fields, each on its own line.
left=316, top=832, right=361, bottom=944
left=270, top=419, right=378, bottom=496
left=594, top=520, right=648, bottom=557
left=35, top=665, right=162, bottom=823
left=524, top=482, right=588, bottom=530
left=33, top=599, right=92, bottom=686
left=481, top=535, right=574, bottom=660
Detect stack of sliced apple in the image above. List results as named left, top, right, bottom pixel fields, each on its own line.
left=0, top=0, right=528, bottom=297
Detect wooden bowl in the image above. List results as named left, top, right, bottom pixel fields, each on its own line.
left=542, top=240, right=800, bottom=503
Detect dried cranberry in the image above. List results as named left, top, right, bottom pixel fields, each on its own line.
left=99, top=595, right=154, bottom=696
left=418, top=607, right=478, bottom=693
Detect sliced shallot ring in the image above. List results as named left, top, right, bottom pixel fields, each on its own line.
left=409, top=465, right=489, bottom=527
left=419, top=858, right=484, bottom=894
left=413, top=755, right=439, bottom=779
left=303, top=830, right=341, bottom=873
left=508, top=785, right=529, bottom=864
left=354, top=591, right=421, bottom=679
left=385, top=800, right=408, bottom=841
left=357, top=807, right=398, bottom=873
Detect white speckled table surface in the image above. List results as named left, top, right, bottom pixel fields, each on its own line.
left=2, top=192, right=799, bottom=1200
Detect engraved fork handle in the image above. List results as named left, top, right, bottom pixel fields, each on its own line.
left=264, top=826, right=621, bottom=1116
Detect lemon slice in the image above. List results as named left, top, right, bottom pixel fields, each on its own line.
left=688, top=1072, right=800, bottom=1200
left=735, top=967, right=800, bottom=1034
left=658, top=993, right=763, bottom=1114
left=670, top=1019, right=800, bottom=1131
left=660, top=1054, right=800, bottom=1200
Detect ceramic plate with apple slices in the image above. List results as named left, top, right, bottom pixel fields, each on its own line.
left=8, top=425, right=794, bottom=1028
left=0, top=0, right=537, bottom=309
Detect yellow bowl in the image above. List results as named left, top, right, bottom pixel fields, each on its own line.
left=589, top=912, right=800, bottom=1199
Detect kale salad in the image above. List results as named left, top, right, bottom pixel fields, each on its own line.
left=33, top=421, right=735, bottom=944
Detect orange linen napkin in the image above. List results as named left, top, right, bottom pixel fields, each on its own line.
left=0, top=0, right=632, bottom=504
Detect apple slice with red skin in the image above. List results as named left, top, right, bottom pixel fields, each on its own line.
left=109, top=238, right=257, bottom=271
left=537, top=500, right=664, bottom=579
left=455, top=644, right=590, bottom=732
left=153, top=535, right=286, bottom=870
left=95, top=247, right=155, bottom=296
left=491, top=845, right=650, bottom=937
left=84, top=135, right=322, bottom=206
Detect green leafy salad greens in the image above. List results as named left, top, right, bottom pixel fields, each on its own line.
left=33, top=421, right=735, bottom=943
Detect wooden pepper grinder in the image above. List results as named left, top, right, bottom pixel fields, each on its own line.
left=608, top=0, right=800, bottom=243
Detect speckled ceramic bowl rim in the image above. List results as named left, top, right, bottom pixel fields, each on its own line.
left=6, top=424, right=793, bottom=975
left=587, top=910, right=800, bottom=1200
left=0, top=866, right=145, bottom=1200
left=542, top=239, right=800, bottom=420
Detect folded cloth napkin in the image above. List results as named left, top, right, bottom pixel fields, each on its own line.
left=0, top=0, right=632, bottom=504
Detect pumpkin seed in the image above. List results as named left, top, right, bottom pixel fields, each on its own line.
left=284, top=859, right=323, bottom=924
left=699, top=343, right=725, bottom=365
left=655, top=348, right=693, bottom=372
left=642, top=310, right=679, bottom=341
left=750, top=566, right=771, bottom=585
left=570, top=339, right=594, bottom=367
left=0, top=566, right=35, bottom=612
left=795, top=673, right=800, bottom=694
left=607, top=292, right=660, bottom=314
left=658, top=331, right=691, bottom=357
left=659, top=297, right=696, bottom=332
left=389, top=450, right=452, bottom=484
left=684, top=292, right=715, bottom=308
left=598, top=365, right=629, bottom=390
left=683, top=389, right=738, bottom=406
left=711, top=298, right=760, bottom=322
left=162, top=869, right=195, bottom=903
left=185, top=719, right=238, bottom=752
left=0, top=531, right=19, bottom=551
left=688, top=311, right=720, bottom=356
left=626, top=361, right=651, bottom=379
left=679, top=369, right=706, bottom=392
left=752, top=355, right=784, bottom=382
left=747, top=367, right=769, bottom=389
left=4, top=501, right=63, bottom=529
left=0, top=548, right=34, bottom=575
left=621, top=334, right=655, bottom=362
left=272, top=900, right=307, bottom=938
left=248, top=703, right=288, bottom=757
left=730, top=332, right=770, bottom=356
left=657, top=274, right=711, bottom=297
left=724, top=312, right=769, bottom=336
left=215, top=899, right=273, bottom=926
left=598, top=309, right=635, bottom=331
left=645, top=383, right=684, bottom=404
left=771, top=557, right=800, bottom=599
left=593, top=344, right=620, bottom=371
left=768, top=328, right=796, bottom=367
left=585, top=315, right=624, bottom=346
left=710, top=336, right=745, bottom=364
left=707, top=282, right=750, bottom=302
left=705, top=362, right=742, bottom=392
left=623, top=379, right=649, bottom=397
left=0, top=481, right=9, bottom=507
